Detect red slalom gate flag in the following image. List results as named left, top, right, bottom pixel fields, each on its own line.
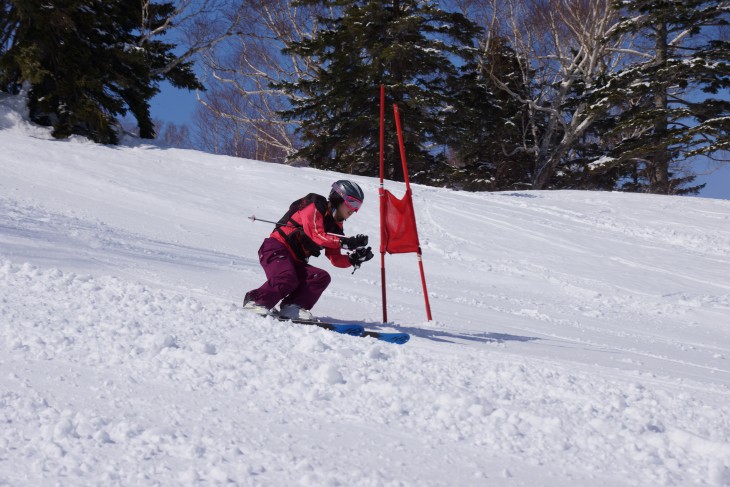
left=378, top=84, right=433, bottom=322
left=381, top=188, right=420, bottom=254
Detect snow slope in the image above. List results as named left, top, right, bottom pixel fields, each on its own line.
left=1, top=93, right=730, bottom=486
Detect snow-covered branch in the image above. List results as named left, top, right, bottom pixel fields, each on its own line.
left=473, top=0, right=629, bottom=188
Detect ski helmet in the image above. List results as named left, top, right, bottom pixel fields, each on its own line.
left=330, top=180, right=364, bottom=211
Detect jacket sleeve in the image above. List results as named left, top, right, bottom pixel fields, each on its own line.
left=300, top=203, right=343, bottom=249
left=325, top=246, right=352, bottom=268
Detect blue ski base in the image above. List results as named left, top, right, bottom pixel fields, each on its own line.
left=280, top=318, right=410, bottom=345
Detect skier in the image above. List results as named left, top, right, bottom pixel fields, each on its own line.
left=243, top=180, right=374, bottom=319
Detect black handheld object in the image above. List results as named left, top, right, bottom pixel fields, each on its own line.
left=349, top=246, right=374, bottom=270
left=340, top=234, right=369, bottom=250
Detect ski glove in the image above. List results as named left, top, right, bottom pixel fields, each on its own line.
left=340, top=234, right=369, bottom=250
left=349, top=246, right=374, bottom=268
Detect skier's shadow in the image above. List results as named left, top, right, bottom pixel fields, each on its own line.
left=396, top=326, right=540, bottom=345
left=325, top=318, right=540, bottom=345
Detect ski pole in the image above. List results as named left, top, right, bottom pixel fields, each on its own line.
left=248, top=215, right=299, bottom=228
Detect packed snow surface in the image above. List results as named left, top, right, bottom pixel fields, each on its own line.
left=1, top=94, right=730, bottom=486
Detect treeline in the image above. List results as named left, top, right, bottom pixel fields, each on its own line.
left=2, top=1, right=728, bottom=194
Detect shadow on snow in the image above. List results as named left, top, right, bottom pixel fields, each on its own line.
left=317, top=317, right=541, bottom=345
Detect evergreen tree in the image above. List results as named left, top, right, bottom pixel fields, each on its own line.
left=0, top=0, right=203, bottom=144
left=446, top=37, right=534, bottom=191
left=594, top=0, right=729, bottom=194
left=553, top=123, right=627, bottom=191
left=279, top=0, right=481, bottom=184
left=0, top=1, right=15, bottom=54
left=546, top=70, right=629, bottom=191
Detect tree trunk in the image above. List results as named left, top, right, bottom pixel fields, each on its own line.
left=389, top=0, right=405, bottom=183
left=649, top=19, right=670, bottom=194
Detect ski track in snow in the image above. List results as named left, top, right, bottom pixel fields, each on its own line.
left=2, top=94, right=730, bottom=486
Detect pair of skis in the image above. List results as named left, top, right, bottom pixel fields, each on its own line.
left=278, top=317, right=410, bottom=345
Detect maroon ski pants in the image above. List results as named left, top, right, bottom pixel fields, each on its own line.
left=246, top=237, right=331, bottom=310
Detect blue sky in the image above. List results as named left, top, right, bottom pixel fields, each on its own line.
left=150, top=84, right=730, bottom=201
left=694, top=162, right=730, bottom=200
left=150, top=81, right=199, bottom=129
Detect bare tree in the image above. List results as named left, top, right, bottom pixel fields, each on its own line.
left=159, top=121, right=193, bottom=149
left=137, top=0, right=249, bottom=78
left=194, top=0, right=333, bottom=163
left=465, top=0, right=633, bottom=189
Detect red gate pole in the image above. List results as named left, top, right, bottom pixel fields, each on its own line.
left=392, top=104, right=433, bottom=322
left=379, top=85, right=388, bottom=323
